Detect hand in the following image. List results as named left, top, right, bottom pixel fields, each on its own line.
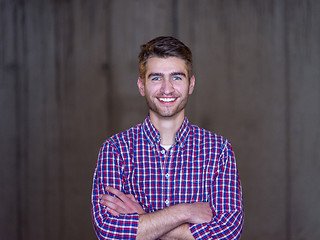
left=99, top=186, right=146, bottom=216
left=184, top=202, right=213, bottom=224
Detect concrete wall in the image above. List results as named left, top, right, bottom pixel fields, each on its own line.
left=1, top=0, right=319, bottom=239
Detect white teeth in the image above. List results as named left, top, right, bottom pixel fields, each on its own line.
left=159, top=98, right=176, bottom=102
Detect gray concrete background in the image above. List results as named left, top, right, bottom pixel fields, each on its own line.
left=1, top=0, right=319, bottom=239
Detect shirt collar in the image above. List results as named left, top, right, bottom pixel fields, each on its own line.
left=142, top=115, right=191, bottom=148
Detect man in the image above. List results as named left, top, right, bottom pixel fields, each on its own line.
left=91, top=36, right=244, bottom=239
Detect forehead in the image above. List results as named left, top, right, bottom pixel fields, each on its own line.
left=145, top=57, right=188, bottom=75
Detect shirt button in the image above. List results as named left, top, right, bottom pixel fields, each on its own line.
left=165, top=173, right=170, bottom=179
left=161, top=149, right=166, bottom=154
left=165, top=199, right=169, bottom=205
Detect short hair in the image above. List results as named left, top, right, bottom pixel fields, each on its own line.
left=138, top=36, right=193, bottom=79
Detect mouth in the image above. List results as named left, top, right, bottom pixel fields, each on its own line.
left=157, top=97, right=177, bottom=103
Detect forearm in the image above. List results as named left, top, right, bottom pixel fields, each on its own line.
left=136, top=204, right=190, bottom=240
left=99, top=186, right=213, bottom=239
left=160, top=223, right=194, bottom=240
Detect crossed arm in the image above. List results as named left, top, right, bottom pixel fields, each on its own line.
left=93, top=140, right=243, bottom=239
left=99, top=187, right=213, bottom=240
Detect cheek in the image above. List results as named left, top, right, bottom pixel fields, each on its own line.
left=145, top=85, right=158, bottom=96
left=179, top=86, right=190, bottom=95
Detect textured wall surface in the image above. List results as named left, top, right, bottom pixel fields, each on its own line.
left=1, top=0, right=319, bottom=239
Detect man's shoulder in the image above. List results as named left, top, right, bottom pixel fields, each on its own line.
left=189, top=124, right=233, bottom=154
left=104, top=122, right=144, bottom=147
left=189, top=124, right=227, bottom=142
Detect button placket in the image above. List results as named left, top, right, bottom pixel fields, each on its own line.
left=165, top=148, right=174, bottom=207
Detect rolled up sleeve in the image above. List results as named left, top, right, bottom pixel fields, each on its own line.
left=91, top=141, right=139, bottom=239
left=189, top=140, right=244, bottom=239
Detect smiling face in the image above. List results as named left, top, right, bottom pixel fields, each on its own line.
left=137, top=57, right=195, bottom=121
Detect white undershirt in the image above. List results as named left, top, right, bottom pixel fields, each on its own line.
left=160, top=144, right=172, bottom=151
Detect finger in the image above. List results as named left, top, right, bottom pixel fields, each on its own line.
left=106, top=187, right=135, bottom=210
left=102, top=198, right=127, bottom=213
left=127, top=194, right=138, bottom=202
left=101, top=191, right=139, bottom=214
left=107, top=207, right=120, bottom=217
left=100, top=194, right=128, bottom=211
left=99, top=194, right=107, bottom=201
left=105, top=187, right=145, bottom=214
left=106, top=187, right=127, bottom=200
left=99, top=193, right=117, bottom=202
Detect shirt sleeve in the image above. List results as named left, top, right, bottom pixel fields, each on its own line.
left=189, top=140, right=244, bottom=239
left=91, top=141, right=139, bottom=239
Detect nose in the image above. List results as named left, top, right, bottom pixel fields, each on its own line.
left=160, top=79, right=174, bottom=94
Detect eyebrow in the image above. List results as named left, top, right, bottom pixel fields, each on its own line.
left=147, top=72, right=186, bottom=79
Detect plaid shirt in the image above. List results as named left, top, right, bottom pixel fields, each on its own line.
left=91, top=116, right=244, bottom=239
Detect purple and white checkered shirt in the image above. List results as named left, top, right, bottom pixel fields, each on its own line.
left=91, top=116, right=244, bottom=239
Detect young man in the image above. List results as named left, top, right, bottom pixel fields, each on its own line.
left=91, top=36, right=244, bottom=239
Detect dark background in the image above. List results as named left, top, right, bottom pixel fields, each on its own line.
left=1, top=0, right=319, bottom=239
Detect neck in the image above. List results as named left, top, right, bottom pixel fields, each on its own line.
left=149, top=111, right=185, bottom=145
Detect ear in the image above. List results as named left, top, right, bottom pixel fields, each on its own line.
left=188, top=75, right=195, bottom=95
left=137, top=77, right=145, bottom=96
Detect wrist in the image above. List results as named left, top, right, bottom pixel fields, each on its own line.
left=181, top=203, right=193, bottom=222
left=169, top=203, right=191, bottom=223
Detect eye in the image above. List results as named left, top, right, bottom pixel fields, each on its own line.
left=152, top=77, right=161, bottom=81
left=173, top=76, right=182, bottom=81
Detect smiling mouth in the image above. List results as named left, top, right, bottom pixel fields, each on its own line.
left=158, top=97, right=177, bottom=103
